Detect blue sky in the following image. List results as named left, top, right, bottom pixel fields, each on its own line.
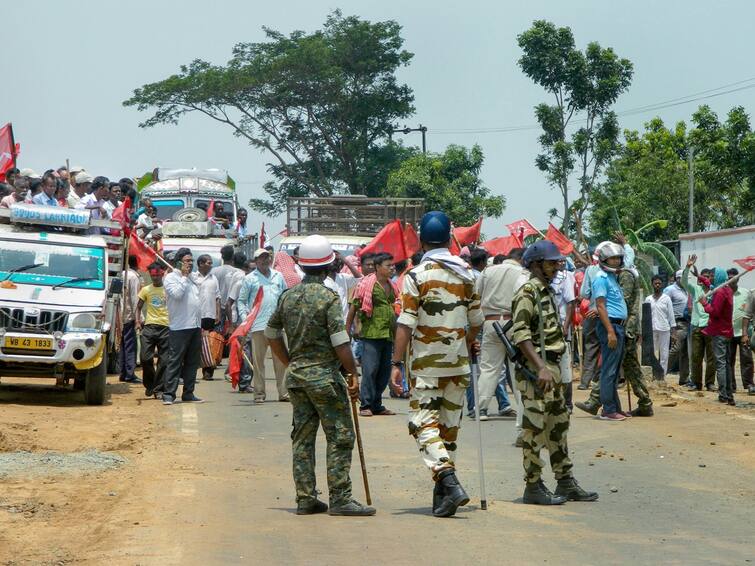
left=6, top=0, right=755, bottom=237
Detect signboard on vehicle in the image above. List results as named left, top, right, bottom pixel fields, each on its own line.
left=10, top=203, right=91, bottom=228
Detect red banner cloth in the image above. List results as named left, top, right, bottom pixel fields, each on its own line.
left=356, top=220, right=408, bottom=263
left=0, top=123, right=19, bottom=182
left=453, top=218, right=482, bottom=246
left=227, top=287, right=264, bottom=388
left=480, top=235, right=522, bottom=257
left=111, top=196, right=132, bottom=237
left=734, top=256, right=755, bottom=272
left=506, top=218, right=539, bottom=239
left=128, top=233, right=159, bottom=271
left=545, top=223, right=574, bottom=255
left=403, top=223, right=421, bottom=257
left=273, top=251, right=302, bottom=288
left=260, top=222, right=267, bottom=249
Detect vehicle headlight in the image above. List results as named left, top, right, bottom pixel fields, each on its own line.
left=67, top=313, right=102, bottom=331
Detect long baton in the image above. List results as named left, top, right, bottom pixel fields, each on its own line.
left=350, top=396, right=372, bottom=505
left=470, top=352, right=488, bottom=510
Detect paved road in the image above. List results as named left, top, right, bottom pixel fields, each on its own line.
left=129, top=367, right=755, bottom=566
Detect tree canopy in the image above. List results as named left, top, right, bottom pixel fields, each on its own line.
left=385, top=144, right=505, bottom=226
left=517, top=20, right=632, bottom=247
left=123, top=11, right=415, bottom=215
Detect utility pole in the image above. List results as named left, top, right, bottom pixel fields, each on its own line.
left=391, top=124, right=428, bottom=154
left=688, top=146, right=695, bottom=232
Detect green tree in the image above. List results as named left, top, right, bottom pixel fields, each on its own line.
left=123, top=11, right=415, bottom=215
left=517, top=20, right=632, bottom=247
left=385, top=144, right=505, bottom=226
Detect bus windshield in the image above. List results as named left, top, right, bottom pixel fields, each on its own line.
left=0, top=239, right=105, bottom=290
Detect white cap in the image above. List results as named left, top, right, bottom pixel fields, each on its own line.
left=253, top=248, right=271, bottom=259
left=69, top=165, right=85, bottom=174
left=19, top=168, right=39, bottom=178
left=75, top=171, right=94, bottom=184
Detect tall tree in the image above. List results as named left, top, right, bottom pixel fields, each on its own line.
left=123, top=11, right=415, bottom=215
left=385, top=144, right=505, bottom=226
left=517, top=20, right=632, bottom=247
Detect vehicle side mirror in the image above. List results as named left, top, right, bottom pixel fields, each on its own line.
left=109, top=277, right=123, bottom=296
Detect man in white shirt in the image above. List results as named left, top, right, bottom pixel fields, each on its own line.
left=162, top=248, right=204, bottom=405
left=76, top=177, right=111, bottom=234
left=324, top=252, right=361, bottom=319
left=194, top=255, right=221, bottom=380
left=475, top=247, right=530, bottom=445
left=119, top=256, right=142, bottom=384
left=67, top=171, right=92, bottom=208
left=211, top=245, right=244, bottom=333
left=646, top=274, right=677, bottom=376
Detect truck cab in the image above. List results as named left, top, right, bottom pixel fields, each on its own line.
left=0, top=204, right=124, bottom=405
left=139, top=168, right=256, bottom=265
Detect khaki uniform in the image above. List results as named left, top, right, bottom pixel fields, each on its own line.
left=265, top=274, right=355, bottom=508
left=511, top=275, right=572, bottom=484
left=398, top=259, right=484, bottom=477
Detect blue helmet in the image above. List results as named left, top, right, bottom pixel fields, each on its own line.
left=522, top=240, right=564, bottom=268
left=419, top=211, right=451, bottom=244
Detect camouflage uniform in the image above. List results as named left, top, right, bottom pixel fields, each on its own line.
left=265, top=274, right=355, bottom=508
left=586, top=269, right=653, bottom=410
left=398, top=259, right=484, bottom=477
left=511, top=275, right=573, bottom=484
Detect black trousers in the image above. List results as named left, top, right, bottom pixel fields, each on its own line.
left=140, top=324, right=170, bottom=393
left=163, top=327, right=202, bottom=399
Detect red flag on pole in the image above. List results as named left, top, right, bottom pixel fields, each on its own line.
left=506, top=218, right=539, bottom=239
left=227, top=287, right=264, bottom=388
left=356, top=220, right=408, bottom=263
left=545, top=223, right=574, bottom=255
left=0, top=123, right=19, bottom=183
left=453, top=217, right=483, bottom=246
left=480, top=235, right=523, bottom=257
left=128, top=233, right=159, bottom=271
left=259, top=222, right=267, bottom=249
left=734, top=256, right=755, bottom=272
left=111, top=196, right=132, bottom=237
left=403, top=223, right=421, bottom=257
left=206, top=199, right=215, bottom=222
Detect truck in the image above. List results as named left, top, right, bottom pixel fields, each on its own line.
left=280, top=196, right=425, bottom=257
left=139, top=168, right=257, bottom=265
left=678, top=224, right=755, bottom=273
left=0, top=204, right=125, bottom=405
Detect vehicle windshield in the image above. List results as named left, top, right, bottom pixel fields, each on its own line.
left=149, top=198, right=186, bottom=221
left=279, top=242, right=363, bottom=257
left=193, top=199, right=235, bottom=222
left=0, top=239, right=105, bottom=290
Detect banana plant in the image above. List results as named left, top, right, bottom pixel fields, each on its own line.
left=613, top=209, right=680, bottom=294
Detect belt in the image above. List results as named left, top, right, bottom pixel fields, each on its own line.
left=609, top=318, right=625, bottom=326
left=485, top=314, right=512, bottom=321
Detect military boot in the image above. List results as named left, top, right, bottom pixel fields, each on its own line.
left=554, top=477, right=599, bottom=502
left=432, top=480, right=445, bottom=514
left=296, top=499, right=328, bottom=515
left=522, top=480, right=567, bottom=505
left=328, top=500, right=376, bottom=516
left=433, top=469, right=470, bottom=517
left=630, top=404, right=654, bottom=417
left=575, top=400, right=600, bottom=416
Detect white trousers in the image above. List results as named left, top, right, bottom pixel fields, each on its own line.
left=478, top=319, right=523, bottom=432
left=653, top=329, right=671, bottom=375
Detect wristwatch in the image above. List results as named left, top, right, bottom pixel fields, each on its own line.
left=391, top=360, right=405, bottom=368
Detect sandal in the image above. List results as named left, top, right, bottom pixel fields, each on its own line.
left=374, top=408, right=396, bottom=416
left=359, top=409, right=373, bottom=417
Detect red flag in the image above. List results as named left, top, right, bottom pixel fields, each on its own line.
left=449, top=235, right=461, bottom=256
left=545, top=223, right=574, bottom=255
left=403, top=223, right=421, bottom=257
left=206, top=199, right=215, bottom=221
left=453, top=218, right=483, bottom=246
left=480, top=235, right=523, bottom=257
left=111, top=196, right=132, bottom=237
left=0, top=123, right=19, bottom=183
left=734, top=256, right=755, bottom=272
left=260, top=222, right=267, bottom=249
left=273, top=251, right=301, bottom=288
left=356, top=220, right=408, bottom=263
left=506, top=218, right=539, bottom=239
left=227, top=287, right=264, bottom=388
left=128, top=233, right=158, bottom=271
left=274, top=227, right=288, bottom=238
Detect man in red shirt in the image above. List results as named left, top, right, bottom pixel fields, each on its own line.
left=699, top=267, right=735, bottom=405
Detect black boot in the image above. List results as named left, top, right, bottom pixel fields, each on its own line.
left=554, top=477, right=599, bottom=502
left=575, top=400, right=599, bottom=416
left=433, top=469, right=470, bottom=518
left=522, top=480, right=567, bottom=505
left=432, top=480, right=445, bottom=514
left=630, top=404, right=654, bottom=417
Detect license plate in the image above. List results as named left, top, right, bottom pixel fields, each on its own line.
left=4, top=336, right=53, bottom=350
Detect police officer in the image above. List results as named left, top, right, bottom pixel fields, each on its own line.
left=390, top=211, right=484, bottom=518
left=511, top=241, right=598, bottom=505
left=265, top=235, right=375, bottom=517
